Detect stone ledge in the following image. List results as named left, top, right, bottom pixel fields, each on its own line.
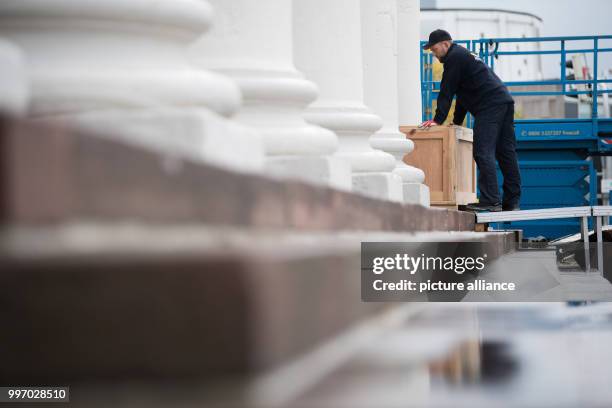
left=0, top=228, right=516, bottom=384
left=0, top=117, right=474, bottom=231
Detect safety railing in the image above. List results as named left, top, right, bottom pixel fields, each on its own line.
left=420, top=35, right=612, bottom=133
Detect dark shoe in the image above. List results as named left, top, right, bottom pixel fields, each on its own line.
left=502, top=204, right=520, bottom=211
left=464, top=202, right=502, bottom=212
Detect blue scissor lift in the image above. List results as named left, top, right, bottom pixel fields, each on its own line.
left=420, top=35, right=612, bottom=239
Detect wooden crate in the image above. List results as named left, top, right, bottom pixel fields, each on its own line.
left=400, top=125, right=477, bottom=208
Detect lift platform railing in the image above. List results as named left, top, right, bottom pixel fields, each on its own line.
left=420, top=35, right=612, bottom=145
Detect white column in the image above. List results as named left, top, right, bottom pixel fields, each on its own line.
left=0, top=39, right=28, bottom=116
left=0, top=0, right=264, bottom=173
left=361, top=0, right=430, bottom=206
left=190, top=0, right=352, bottom=190
left=398, top=0, right=422, bottom=125
left=397, top=0, right=430, bottom=206
left=294, top=0, right=403, bottom=202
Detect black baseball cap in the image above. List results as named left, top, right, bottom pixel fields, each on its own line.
left=423, top=29, right=452, bottom=49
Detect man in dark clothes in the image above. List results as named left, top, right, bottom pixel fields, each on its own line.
left=419, top=29, right=521, bottom=212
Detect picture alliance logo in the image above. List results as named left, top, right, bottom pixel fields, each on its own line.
left=372, top=253, right=488, bottom=275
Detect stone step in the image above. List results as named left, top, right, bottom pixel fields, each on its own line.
left=0, top=227, right=515, bottom=384
left=0, top=117, right=474, bottom=232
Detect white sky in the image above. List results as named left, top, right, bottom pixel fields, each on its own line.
left=434, top=0, right=612, bottom=79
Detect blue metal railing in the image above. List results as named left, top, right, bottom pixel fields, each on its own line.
left=420, top=35, right=612, bottom=131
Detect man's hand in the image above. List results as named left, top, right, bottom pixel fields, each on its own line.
left=418, top=119, right=438, bottom=129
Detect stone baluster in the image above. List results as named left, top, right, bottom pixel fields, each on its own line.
left=0, top=0, right=264, bottom=173
left=294, top=0, right=403, bottom=202
left=396, top=0, right=430, bottom=205
left=190, top=0, right=352, bottom=190
left=361, top=0, right=430, bottom=206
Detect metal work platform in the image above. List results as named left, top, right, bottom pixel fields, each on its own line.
left=476, top=206, right=610, bottom=274
left=476, top=206, right=592, bottom=223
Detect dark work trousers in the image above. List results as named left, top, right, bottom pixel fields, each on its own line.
left=472, top=103, right=521, bottom=206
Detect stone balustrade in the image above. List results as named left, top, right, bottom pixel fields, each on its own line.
left=0, top=0, right=429, bottom=203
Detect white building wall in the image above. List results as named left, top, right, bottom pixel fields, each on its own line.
left=421, top=9, right=543, bottom=82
